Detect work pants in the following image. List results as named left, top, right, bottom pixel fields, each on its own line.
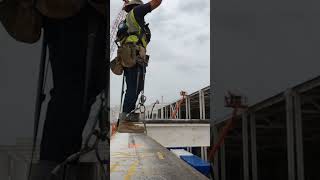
left=122, top=64, right=145, bottom=113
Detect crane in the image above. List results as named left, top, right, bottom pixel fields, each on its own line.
left=110, top=1, right=127, bottom=59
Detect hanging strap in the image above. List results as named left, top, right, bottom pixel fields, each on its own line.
left=28, top=36, right=48, bottom=180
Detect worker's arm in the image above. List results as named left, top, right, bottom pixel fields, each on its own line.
left=149, top=0, right=162, bottom=10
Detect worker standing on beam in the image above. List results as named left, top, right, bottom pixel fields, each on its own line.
left=111, top=0, right=162, bottom=132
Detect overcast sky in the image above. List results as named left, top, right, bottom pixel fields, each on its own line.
left=110, top=0, right=210, bottom=107
left=1, top=0, right=320, bottom=145
left=0, top=1, right=210, bottom=144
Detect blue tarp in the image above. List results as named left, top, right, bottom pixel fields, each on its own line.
left=180, top=155, right=211, bottom=176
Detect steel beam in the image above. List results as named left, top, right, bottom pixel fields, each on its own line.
left=110, top=133, right=209, bottom=180
left=145, top=123, right=210, bottom=147
left=145, top=119, right=210, bottom=124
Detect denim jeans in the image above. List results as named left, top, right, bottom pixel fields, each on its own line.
left=40, top=5, right=106, bottom=163
left=122, top=64, right=146, bottom=113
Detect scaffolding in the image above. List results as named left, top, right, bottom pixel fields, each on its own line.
left=145, top=86, right=210, bottom=120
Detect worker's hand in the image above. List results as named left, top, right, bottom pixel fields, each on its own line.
left=150, top=0, right=162, bottom=10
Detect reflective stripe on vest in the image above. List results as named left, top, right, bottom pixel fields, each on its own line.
left=124, top=9, right=147, bottom=48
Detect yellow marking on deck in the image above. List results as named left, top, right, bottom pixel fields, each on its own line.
left=112, top=152, right=136, bottom=158
left=124, top=160, right=139, bottom=180
left=157, top=152, right=165, bottom=160
left=110, top=163, right=120, bottom=172
left=129, top=143, right=143, bottom=148
left=139, top=152, right=154, bottom=158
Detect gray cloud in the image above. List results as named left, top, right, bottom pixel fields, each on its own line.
left=178, top=0, right=209, bottom=13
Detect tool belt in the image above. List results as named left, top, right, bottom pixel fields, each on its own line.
left=111, top=43, right=149, bottom=76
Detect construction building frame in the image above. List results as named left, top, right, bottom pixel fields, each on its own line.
left=212, top=76, right=320, bottom=180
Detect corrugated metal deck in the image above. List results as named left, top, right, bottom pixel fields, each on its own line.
left=110, top=133, right=209, bottom=180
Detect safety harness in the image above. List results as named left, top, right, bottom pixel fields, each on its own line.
left=116, top=9, right=151, bottom=48
left=115, top=8, right=151, bottom=132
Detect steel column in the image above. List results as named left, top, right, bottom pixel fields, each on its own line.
left=199, top=90, right=203, bottom=119
left=178, top=104, right=181, bottom=119
left=213, top=125, right=220, bottom=180
left=220, top=143, right=226, bottom=180
left=293, top=92, right=305, bottom=180
left=285, top=90, right=296, bottom=180
left=185, top=97, right=189, bottom=119
left=204, top=147, right=208, bottom=161
left=202, top=90, right=206, bottom=119
left=0, top=151, right=9, bottom=180
left=201, top=147, right=204, bottom=160
left=242, top=112, right=249, bottom=180
left=11, top=160, right=27, bottom=180
left=188, top=97, right=191, bottom=119
left=170, top=104, right=174, bottom=118
left=250, top=113, right=258, bottom=180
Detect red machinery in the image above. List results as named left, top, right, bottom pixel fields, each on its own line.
left=208, top=91, right=248, bottom=160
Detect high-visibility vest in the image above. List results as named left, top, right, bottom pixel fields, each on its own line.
left=122, top=9, right=148, bottom=48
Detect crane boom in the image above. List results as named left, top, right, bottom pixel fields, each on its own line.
left=110, top=3, right=127, bottom=59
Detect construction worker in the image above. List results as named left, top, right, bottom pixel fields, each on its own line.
left=115, top=0, right=162, bottom=133
left=1, top=0, right=106, bottom=179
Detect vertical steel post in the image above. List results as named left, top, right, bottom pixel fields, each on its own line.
left=188, top=97, right=191, bottom=119
left=0, top=151, right=9, bottom=180
left=166, top=106, right=169, bottom=119
left=11, top=160, right=28, bottom=180
left=220, top=143, right=226, bottom=180
left=293, top=92, right=304, bottom=180
left=201, top=147, right=204, bottom=160
left=185, top=97, right=189, bottom=119
left=204, top=147, right=208, bottom=161
left=242, top=112, right=250, bottom=180
left=202, top=91, right=206, bottom=119
left=213, top=125, right=220, bottom=180
left=285, top=90, right=296, bottom=180
left=178, top=103, right=181, bottom=119
left=199, top=91, right=203, bottom=119
left=250, top=113, right=258, bottom=180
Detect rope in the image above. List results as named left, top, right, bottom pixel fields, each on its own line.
left=28, top=37, right=48, bottom=180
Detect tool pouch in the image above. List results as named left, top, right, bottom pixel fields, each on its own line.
left=118, top=43, right=137, bottom=68
left=110, top=56, right=123, bottom=75
left=136, top=46, right=150, bottom=66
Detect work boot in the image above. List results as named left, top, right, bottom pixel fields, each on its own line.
left=118, top=112, right=128, bottom=121
left=29, top=160, right=63, bottom=180
left=117, top=121, right=145, bottom=133
left=127, top=112, right=140, bottom=122
left=119, top=112, right=140, bottom=122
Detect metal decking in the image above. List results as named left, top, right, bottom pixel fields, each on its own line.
left=110, top=133, right=209, bottom=180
